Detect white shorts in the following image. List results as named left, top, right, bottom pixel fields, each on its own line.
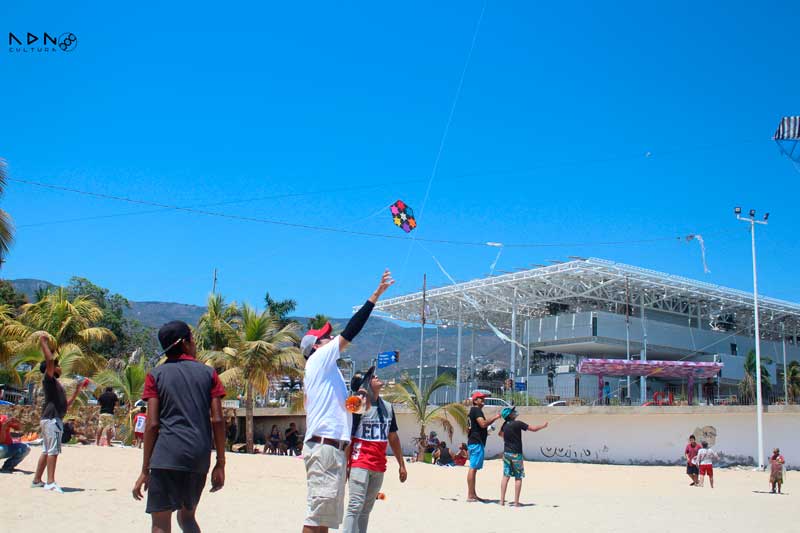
left=303, top=440, right=347, bottom=529
left=41, top=418, right=63, bottom=456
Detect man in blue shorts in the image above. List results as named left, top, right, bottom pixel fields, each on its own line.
left=465, top=391, right=501, bottom=502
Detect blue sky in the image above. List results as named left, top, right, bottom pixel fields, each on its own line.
left=1, top=1, right=799, bottom=317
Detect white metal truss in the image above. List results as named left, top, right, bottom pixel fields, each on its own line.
left=363, top=258, right=800, bottom=341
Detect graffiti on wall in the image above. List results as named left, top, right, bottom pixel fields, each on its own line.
left=540, top=444, right=610, bottom=462
left=692, top=425, right=717, bottom=446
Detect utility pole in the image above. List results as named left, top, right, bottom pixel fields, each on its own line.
left=418, top=274, right=427, bottom=392
left=735, top=207, right=769, bottom=469
left=212, top=268, right=218, bottom=294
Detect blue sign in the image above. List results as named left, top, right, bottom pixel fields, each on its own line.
left=514, top=380, right=526, bottom=391
left=377, top=350, right=399, bottom=369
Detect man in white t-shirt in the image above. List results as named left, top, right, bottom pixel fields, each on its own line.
left=300, top=270, right=394, bottom=533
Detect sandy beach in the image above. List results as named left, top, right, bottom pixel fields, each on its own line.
left=0, top=444, right=793, bottom=533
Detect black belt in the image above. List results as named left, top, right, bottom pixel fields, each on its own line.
left=309, top=436, right=348, bottom=450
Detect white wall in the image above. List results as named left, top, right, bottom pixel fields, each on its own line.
left=392, top=405, right=800, bottom=469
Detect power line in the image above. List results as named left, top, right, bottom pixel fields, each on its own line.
left=9, top=176, right=731, bottom=249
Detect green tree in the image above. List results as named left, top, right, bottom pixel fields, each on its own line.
left=196, top=294, right=240, bottom=351
left=307, top=314, right=332, bottom=330
left=786, top=360, right=800, bottom=404
left=94, top=360, right=148, bottom=443
left=0, top=160, right=15, bottom=261
left=7, top=287, right=117, bottom=377
left=385, top=373, right=468, bottom=460
left=739, top=349, right=773, bottom=404
left=0, top=280, right=26, bottom=309
left=66, top=277, right=130, bottom=355
left=264, top=292, right=297, bottom=324
left=202, top=304, right=301, bottom=453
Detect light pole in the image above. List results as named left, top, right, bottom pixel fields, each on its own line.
left=735, top=207, right=768, bottom=469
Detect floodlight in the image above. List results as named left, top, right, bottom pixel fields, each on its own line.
left=734, top=207, right=741, bottom=215
left=763, top=212, right=769, bottom=221
left=749, top=209, right=756, bottom=217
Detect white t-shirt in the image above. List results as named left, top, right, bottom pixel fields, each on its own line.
left=303, top=336, right=351, bottom=443
left=697, top=447, right=716, bottom=465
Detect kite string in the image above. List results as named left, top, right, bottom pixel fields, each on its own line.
left=374, top=0, right=488, bottom=356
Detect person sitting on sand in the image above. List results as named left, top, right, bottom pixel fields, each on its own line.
left=769, top=448, right=785, bottom=494
left=433, top=441, right=455, bottom=467
left=696, top=441, right=718, bottom=489
left=61, top=418, right=90, bottom=445
left=453, top=443, right=469, bottom=466
left=498, top=407, right=548, bottom=507
left=265, top=424, right=282, bottom=455
left=0, top=413, right=30, bottom=473
left=425, top=431, right=440, bottom=454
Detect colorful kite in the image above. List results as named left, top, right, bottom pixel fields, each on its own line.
left=774, top=116, right=800, bottom=171
left=390, top=200, right=417, bottom=233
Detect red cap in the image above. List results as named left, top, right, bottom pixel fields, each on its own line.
left=470, top=391, right=488, bottom=402
left=305, top=321, right=333, bottom=340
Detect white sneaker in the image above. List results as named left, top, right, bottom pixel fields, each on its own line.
left=43, top=483, right=63, bottom=493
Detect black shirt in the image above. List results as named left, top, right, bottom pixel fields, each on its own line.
left=437, top=447, right=454, bottom=465
left=468, top=406, right=488, bottom=446
left=62, top=422, right=75, bottom=444
left=501, top=420, right=529, bottom=454
left=285, top=428, right=298, bottom=446
left=142, top=356, right=226, bottom=473
left=98, top=391, right=118, bottom=415
left=41, top=374, right=67, bottom=420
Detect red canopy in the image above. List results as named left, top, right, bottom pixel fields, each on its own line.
left=577, top=358, right=722, bottom=379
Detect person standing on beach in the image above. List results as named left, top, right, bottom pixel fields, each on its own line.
left=32, top=335, right=88, bottom=492
left=132, top=321, right=227, bottom=533
left=133, top=407, right=147, bottom=449
left=96, top=386, right=118, bottom=446
left=343, top=366, right=406, bottom=533
left=300, top=270, right=394, bottom=533
left=684, top=435, right=700, bottom=486
left=466, top=391, right=501, bottom=502
left=498, top=407, right=547, bottom=507
left=696, top=441, right=718, bottom=489
left=769, top=448, right=785, bottom=494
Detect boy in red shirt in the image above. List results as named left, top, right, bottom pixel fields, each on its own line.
left=133, top=406, right=147, bottom=449
left=343, top=367, right=407, bottom=533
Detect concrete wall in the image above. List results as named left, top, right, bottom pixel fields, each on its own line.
left=245, top=406, right=800, bottom=469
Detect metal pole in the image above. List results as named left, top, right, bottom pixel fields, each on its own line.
left=212, top=268, right=218, bottom=294
left=625, top=276, right=631, bottom=400
left=640, top=294, right=648, bottom=405
left=456, top=303, right=463, bottom=402
left=749, top=220, right=765, bottom=469
left=418, top=274, right=426, bottom=392
left=526, top=319, right=531, bottom=407
left=782, top=323, right=788, bottom=404
left=435, top=325, right=439, bottom=380
left=510, top=289, right=517, bottom=380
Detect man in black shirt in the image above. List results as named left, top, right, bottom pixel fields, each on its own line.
left=466, top=391, right=501, bottom=502
left=32, top=335, right=87, bottom=493
left=132, top=321, right=227, bottom=533
left=96, top=387, right=119, bottom=446
left=498, top=407, right=547, bottom=507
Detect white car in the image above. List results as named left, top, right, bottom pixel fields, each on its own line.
left=482, top=397, right=511, bottom=408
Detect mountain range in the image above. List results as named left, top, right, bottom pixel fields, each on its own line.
left=9, top=278, right=508, bottom=372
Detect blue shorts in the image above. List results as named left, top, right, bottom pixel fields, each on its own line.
left=468, top=443, right=485, bottom=470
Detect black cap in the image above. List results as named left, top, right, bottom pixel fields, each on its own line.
left=350, top=366, right=376, bottom=393
left=158, top=320, right=191, bottom=355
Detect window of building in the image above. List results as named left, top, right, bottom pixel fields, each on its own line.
left=730, top=343, right=738, bottom=356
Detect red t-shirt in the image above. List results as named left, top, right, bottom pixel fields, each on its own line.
left=349, top=398, right=398, bottom=473
left=0, top=415, right=13, bottom=445
left=133, top=413, right=147, bottom=434
left=685, top=442, right=700, bottom=464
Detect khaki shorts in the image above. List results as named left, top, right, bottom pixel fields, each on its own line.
left=41, top=418, right=63, bottom=456
left=303, top=440, right=347, bottom=529
left=98, top=413, right=115, bottom=432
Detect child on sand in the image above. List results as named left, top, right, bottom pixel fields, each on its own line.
left=133, top=407, right=147, bottom=449
left=769, top=448, right=785, bottom=494
left=498, top=407, right=548, bottom=507
left=696, top=441, right=718, bottom=489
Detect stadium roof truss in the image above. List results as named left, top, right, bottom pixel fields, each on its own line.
left=366, top=258, right=800, bottom=341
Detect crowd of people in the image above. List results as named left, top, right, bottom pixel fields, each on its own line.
left=264, top=422, right=303, bottom=456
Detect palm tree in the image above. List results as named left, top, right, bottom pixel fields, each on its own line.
left=307, top=314, right=332, bottom=330
left=7, top=287, right=116, bottom=377
left=384, top=373, right=468, bottom=461
left=739, top=349, right=773, bottom=404
left=94, top=360, right=148, bottom=442
left=264, top=292, right=297, bottom=324
left=0, top=159, right=15, bottom=260
left=196, top=294, right=240, bottom=351
left=786, top=360, right=800, bottom=404
left=202, top=304, right=302, bottom=453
